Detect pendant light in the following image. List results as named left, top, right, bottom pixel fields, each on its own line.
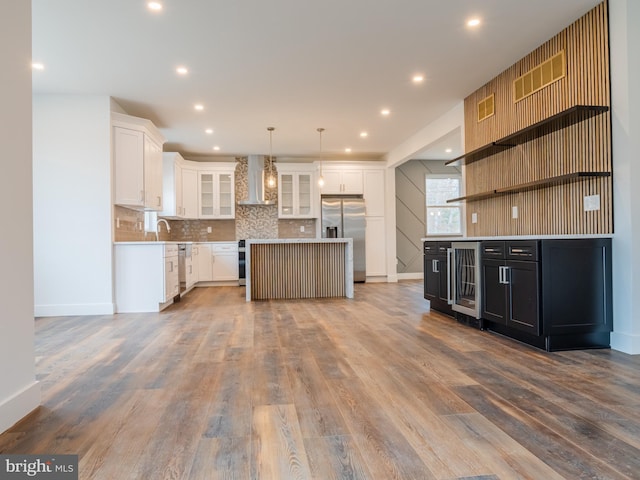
left=317, top=127, right=325, bottom=188
left=267, top=127, right=276, bottom=188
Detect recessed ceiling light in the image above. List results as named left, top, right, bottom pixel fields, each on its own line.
left=147, top=2, right=163, bottom=11
left=194, top=104, right=204, bottom=111
left=31, top=62, right=45, bottom=70
left=381, top=109, right=390, bottom=116
left=213, top=146, right=220, bottom=151
left=176, top=66, right=188, bottom=75
left=467, top=18, right=481, bottom=27
left=205, top=128, right=214, bottom=134
left=360, top=132, right=368, bottom=138
left=445, top=148, right=453, bottom=153
left=345, top=148, right=352, bottom=153
left=412, top=74, right=424, bottom=83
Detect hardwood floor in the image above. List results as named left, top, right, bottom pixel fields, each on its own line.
left=2, top=281, right=640, bottom=479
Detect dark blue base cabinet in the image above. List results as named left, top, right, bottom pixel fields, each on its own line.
left=481, top=238, right=613, bottom=351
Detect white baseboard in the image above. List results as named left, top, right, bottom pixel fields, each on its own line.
left=397, top=272, right=424, bottom=281
left=611, top=331, right=640, bottom=355
left=35, top=303, right=115, bottom=317
left=365, top=276, right=388, bottom=283
left=0, top=381, right=40, bottom=434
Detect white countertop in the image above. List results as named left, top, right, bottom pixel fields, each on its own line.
left=421, top=234, right=614, bottom=242
left=246, top=238, right=349, bottom=244
left=114, top=240, right=236, bottom=245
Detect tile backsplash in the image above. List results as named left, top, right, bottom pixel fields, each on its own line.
left=113, top=157, right=317, bottom=242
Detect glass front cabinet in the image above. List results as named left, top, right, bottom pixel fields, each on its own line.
left=278, top=166, right=315, bottom=218
left=198, top=168, right=235, bottom=219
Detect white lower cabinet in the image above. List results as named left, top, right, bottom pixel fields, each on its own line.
left=114, top=243, right=179, bottom=312
left=365, top=216, right=387, bottom=277
left=194, top=242, right=238, bottom=283
left=197, top=243, right=213, bottom=281
left=164, top=250, right=179, bottom=302
left=211, top=243, right=239, bottom=281
left=185, top=248, right=196, bottom=290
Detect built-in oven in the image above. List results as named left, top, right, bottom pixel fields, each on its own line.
left=238, top=240, right=246, bottom=286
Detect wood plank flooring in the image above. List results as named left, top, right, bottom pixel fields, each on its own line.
left=2, top=281, right=640, bottom=479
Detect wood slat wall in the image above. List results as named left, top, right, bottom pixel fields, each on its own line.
left=250, top=243, right=346, bottom=300
left=463, top=2, right=612, bottom=236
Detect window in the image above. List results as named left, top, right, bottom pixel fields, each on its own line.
left=425, top=175, right=462, bottom=236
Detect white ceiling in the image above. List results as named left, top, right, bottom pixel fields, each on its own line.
left=32, top=0, right=602, bottom=161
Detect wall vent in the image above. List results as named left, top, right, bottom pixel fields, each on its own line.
left=477, top=94, right=495, bottom=122
left=514, top=50, right=565, bottom=103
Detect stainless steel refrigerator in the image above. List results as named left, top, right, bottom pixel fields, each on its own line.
left=321, top=195, right=366, bottom=282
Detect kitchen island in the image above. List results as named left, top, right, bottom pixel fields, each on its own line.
left=246, top=238, right=353, bottom=301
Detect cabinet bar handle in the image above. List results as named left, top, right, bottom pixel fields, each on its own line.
left=157, top=195, right=162, bottom=206
left=446, top=248, right=453, bottom=304
left=433, top=259, right=439, bottom=273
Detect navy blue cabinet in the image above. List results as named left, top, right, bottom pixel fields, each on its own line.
left=423, top=242, right=453, bottom=316
left=480, top=238, right=612, bottom=351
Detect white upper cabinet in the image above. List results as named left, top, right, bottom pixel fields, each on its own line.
left=144, top=135, right=163, bottom=210
left=321, top=168, right=363, bottom=194
left=161, top=156, right=234, bottom=219
left=181, top=168, right=199, bottom=218
left=278, top=164, right=316, bottom=218
left=363, top=169, right=385, bottom=216
left=112, top=112, right=165, bottom=211
left=198, top=165, right=235, bottom=219
left=160, top=152, right=184, bottom=218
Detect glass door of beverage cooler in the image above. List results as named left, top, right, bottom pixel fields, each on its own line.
left=451, top=242, right=482, bottom=318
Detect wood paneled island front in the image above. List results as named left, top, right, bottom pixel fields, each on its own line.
left=246, top=238, right=354, bottom=301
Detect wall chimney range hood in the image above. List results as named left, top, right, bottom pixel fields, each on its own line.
left=238, top=155, right=274, bottom=205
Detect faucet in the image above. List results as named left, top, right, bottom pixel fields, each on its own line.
left=155, top=218, right=171, bottom=241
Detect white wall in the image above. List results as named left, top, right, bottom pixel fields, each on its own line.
left=610, top=0, right=640, bottom=354
left=0, top=1, right=40, bottom=433
left=33, top=95, right=114, bottom=316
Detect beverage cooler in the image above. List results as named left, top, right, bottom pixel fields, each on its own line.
left=451, top=242, right=482, bottom=321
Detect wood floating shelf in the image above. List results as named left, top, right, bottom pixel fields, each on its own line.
left=447, top=172, right=611, bottom=203
left=445, top=105, right=610, bottom=167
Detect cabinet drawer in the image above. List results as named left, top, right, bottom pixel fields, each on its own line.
left=506, top=241, right=539, bottom=261
left=436, top=242, right=451, bottom=254
left=424, top=242, right=438, bottom=254
left=481, top=241, right=506, bottom=259
left=164, top=244, right=179, bottom=257
left=211, top=243, right=238, bottom=253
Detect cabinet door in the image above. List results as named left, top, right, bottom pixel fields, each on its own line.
left=297, top=173, right=313, bottom=216
left=437, top=254, right=450, bottom=304
left=365, top=216, right=386, bottom=276
left=482, top=259, right=508, bottom=324
left=191, top=245, right=200, bottom=283
left=507, top=260, right=540, bottom=335
left=217, top=173, right=235, bottom=218
left=113, top=127, right=144, bottom=207
left=173, top=162, right=183, bottom=217
left=164, top=255, right=179, bottom=302
left=341, top=170, right=363, bottom=194
left=144, top=135, right=163, bottom=210
left=424, top=255, right=439, bottom=301
left=197, top=244, right=213, bottom=281
left=364, top=170, right=385, bottom=216
left=181, top=168, right=198, bottom=218
left=279, top=173, right=295, bottom=216
left=185, top=254, right=195, bottom=289
left=199, top=173, right=216, bottom=218
left=320, top=170, right=343, bottom=194
left=212, top=252, right=239, bottom=281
